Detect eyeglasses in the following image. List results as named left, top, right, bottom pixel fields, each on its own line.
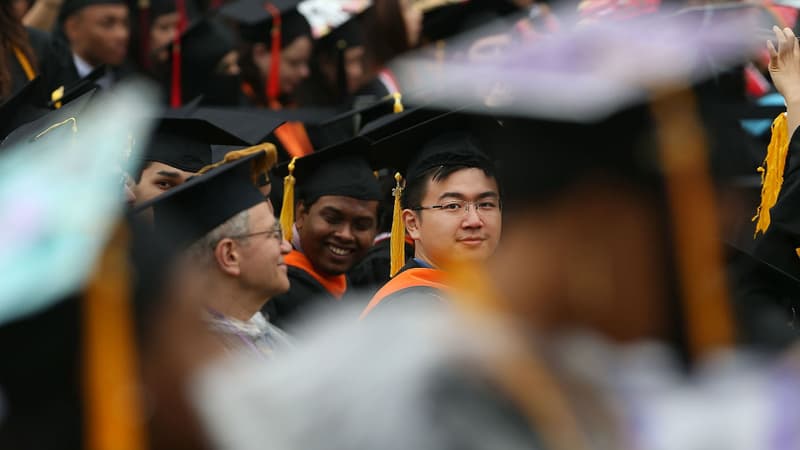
left=411, top=199, right=501, bottom=215
left=230, top=223, right=283, bottom=241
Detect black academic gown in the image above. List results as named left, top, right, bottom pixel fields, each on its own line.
left=360, top=259, right=447, bottom=319
left=347, top=238, right=414, bottom=295
left=264, top=250, right=361, bottom=330
left=735, top=128, right=800, bottom=343
left=2, top=28, right=69, bottom=103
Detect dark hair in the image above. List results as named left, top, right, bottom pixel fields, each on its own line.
left=237, top=40, right=268, bottom=106
left=403, top=164, right=497, bottom=210
left=363, top=0, right=411, bottom=71
left=0, top=1, right=38, bottom=98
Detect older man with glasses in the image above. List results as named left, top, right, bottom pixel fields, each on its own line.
left=140, top=150, right=292, bottom=358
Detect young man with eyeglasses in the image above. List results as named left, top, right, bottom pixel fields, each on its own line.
left=360, top=116, right=502, bottom=319
left=140, top=150, right=292, bottom=358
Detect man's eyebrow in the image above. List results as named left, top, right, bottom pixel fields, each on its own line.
left=438, top=191, right=499, bottom=201
left=156, top=170, right=182, bottom=178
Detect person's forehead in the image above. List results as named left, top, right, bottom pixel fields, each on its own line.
left=423, top=167, right=498, bottom=197
left=82, top=3, right=129, bottom=17
left=248, top=201, right=274, bottom=223
left=313, top=195, right=379, bottom=215
left=142, top=161, right=194, bottom=178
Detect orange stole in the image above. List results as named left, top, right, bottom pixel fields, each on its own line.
left=285, top=250, right=347, bottom=299
left=359, top=268, right=448, bottom=319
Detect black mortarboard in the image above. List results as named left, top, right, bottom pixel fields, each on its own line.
left=367, top=108, right=497, bottom=188
left=316, top=95, right=405, bottom=146
left=0, top=77, right=48, bottom=144
left=59, top=0, right=127, bottom=21
left=275, top=137, right=381, bottom=204
left=170, top=105, right=286, bottom=145
left=0, top=88, right=98, bottom=149
left=140, top=152, right=268, bottom=249
left=160, top=17, right=240, bottom=106
left=274, top=137, right=381, bottom=242
left=220, top=0, right=310, bottom=46
left=48, top=65, right=106, bottom=109
left=143, top=117, right=249, bottom=173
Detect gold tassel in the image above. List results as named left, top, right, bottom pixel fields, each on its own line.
left=196, top=142, right=278, bottom=184
left=392, top=92, right=404, bottom=114
left=753, top=113, right=790, bottom=237
left=390, top=172, right=405, bottom=277
left=280, top=157, right=298, bottom=242
left=51, top=86, right=64, bottom=109
left=84, top=224, right=146, bottom=450
left=13, top=46, right=35, bottom=81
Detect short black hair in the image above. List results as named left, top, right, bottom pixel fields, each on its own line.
left=403, top=163, right=497, bottom=211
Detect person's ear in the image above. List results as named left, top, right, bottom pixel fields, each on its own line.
left=403, top=209, right=420, bottom=241
left=213, top=238, right=241, bottom=276
left=63, top=14, right=80, bottom=42
left=295, top=201, right=308, bottom=232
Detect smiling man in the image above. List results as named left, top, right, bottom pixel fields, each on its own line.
left=360, top=113, right=502, bottom=319
left=142, top=151, right=292, bottom=358
left=265, top=139, right=381, bottom=329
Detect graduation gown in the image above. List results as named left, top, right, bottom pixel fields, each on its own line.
left=263, top=250, right=351, bottom=329
left=3, top=28, right=70, bottom=103
left=735, top=127, right=800, bottom=332
left=359, top=259, right=448, bottom=319
left=347, top=238, right=415, bottom=295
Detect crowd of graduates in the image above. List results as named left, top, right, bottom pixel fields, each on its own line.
left=2, top=0, right=800, bottom=449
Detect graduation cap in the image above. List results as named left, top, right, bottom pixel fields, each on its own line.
left=140, top=151, right=270, bottom=249
left=314, top=94, right=406, bottom=147
left=274, top=137, right=381, bottom=242
left=160, top=17, right=240, bottom=107
left=59, top=0, right=127, bottom=21
left=143, top=117, right=250, bottom=173
left=0, top=77, right=48, bottom=144
left=1, top=87, right=98, bottom=149
left=220, top=0, right=311, bottom=106
left=49, top=65, right=106, bottom=110
left=168, top=105, right=286, bottom=145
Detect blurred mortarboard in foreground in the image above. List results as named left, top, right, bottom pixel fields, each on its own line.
left=0, top=77, right=48, bottom=145
left=0, top=83, right=156, bottom=325
left=274, top=137, right=381, bottom=242
left=142, top=117, right=250, bottom=173
left=395, top=7, right=759, bottom=121
left=139, top=151, right=269, bottom=249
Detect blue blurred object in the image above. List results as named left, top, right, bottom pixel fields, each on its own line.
left=0, top=81, right=157, bottom=326
left=741, top=93, right=785, bottom=137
